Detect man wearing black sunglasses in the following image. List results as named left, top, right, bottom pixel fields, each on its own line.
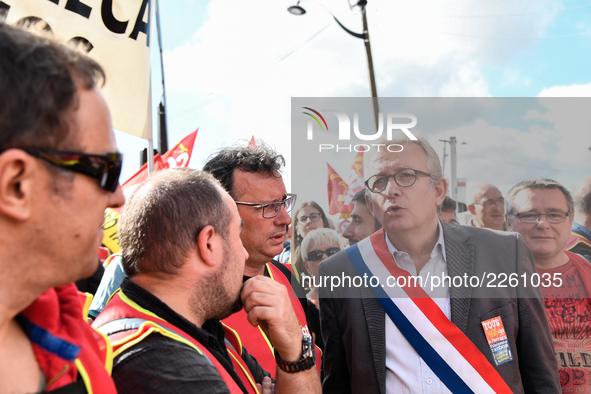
left=0, top=23, right=123, bottom=393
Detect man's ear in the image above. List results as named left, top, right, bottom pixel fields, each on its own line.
left=468, top=204, right=477, bottom=215
left=0, top=150, right=36, bottom=221
left=505, top=214, right=513, bottom=231
left=196, top=225, right=220, bottom=267
left=433, top=178, right=448, bottom=205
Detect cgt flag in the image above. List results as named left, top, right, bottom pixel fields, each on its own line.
left=4, top=0, right=152, bottom=139
left=122, top=129, right=198, bottom=190
left=102, top=129, right=198, bottom=251
left=327, top=163, right=354, bottom=216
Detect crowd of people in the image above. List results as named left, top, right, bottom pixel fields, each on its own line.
left=3, top=22, right=591, bottom=393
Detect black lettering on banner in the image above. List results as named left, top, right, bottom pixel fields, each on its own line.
left=0, top=2, right=9, bottom=20
left=65, top=0, right=92, bottom=19
left=101, top=0, right=128, bottom=34
left=68, top=36, right=94, bottom=53
left=129, top=0, right=150, bottom=46
left=48, top=0, right=59, bottom=4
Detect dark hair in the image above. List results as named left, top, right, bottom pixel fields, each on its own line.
left=352, top=189, right=367, bottom=205
left=506, top=178, right=574, bottom=216
left=573, top=176, right=591, bottom=216
left=203, top=142, right=285, bottom=199
left=352, top=189, right=382, bottom=231
left=441, top=196, right=457, bottom=212
left=120, top=169, right=232, bottom=278
left=0, top=22, right=105, bottom=151
left=292, top=201, right=330, bottom=278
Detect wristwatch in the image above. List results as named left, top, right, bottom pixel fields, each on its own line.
left=274, top=333, right=316, bottom=373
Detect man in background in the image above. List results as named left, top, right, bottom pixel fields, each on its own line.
left=204, top=144, right=322, bottom=377
left=506, top=178, right=591, bottom=391
left=0, top=23, right=123, bottom=392
left=567, top=175, right=591, bottom=261
left=440, top=196, right=458, bottom=224
left=463, top=183, right=506, bottom=230
left=342, top=189, right=382, bottom=245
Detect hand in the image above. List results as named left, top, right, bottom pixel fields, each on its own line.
left=256, top=376, right=275, bottom=394
left=241, top=276, right=302, bottom=361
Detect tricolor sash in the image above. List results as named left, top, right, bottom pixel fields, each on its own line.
left=347, top=230, right=511, bottom=394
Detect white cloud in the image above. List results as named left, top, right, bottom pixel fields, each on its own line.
left=538, top=82, right=591, bottom=97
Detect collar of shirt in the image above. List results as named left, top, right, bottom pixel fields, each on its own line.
left=573, top=221, right=591, bottom=243
left=384, top=221, right=447, bottom=271
left=384, top=221, right=448, bottom=299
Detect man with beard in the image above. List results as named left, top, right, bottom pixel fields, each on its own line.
left=342, top=189, right=382, bottom=245
left=93, top=169, right=320, bottom=393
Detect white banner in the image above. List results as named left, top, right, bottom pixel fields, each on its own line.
left=4, top=0, right=152, bottom=139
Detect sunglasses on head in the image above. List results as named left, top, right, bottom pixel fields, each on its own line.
left=22, top=148, right=122, bottom=192
left=306, top=247, right=341, bottom=261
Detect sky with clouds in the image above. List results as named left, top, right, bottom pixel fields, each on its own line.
left=115, top=0, right=591, bottom=209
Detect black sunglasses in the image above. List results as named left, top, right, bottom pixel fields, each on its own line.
left=306, top=247, right=341, bottom=261
left=22, top=148, right=122, bottom=192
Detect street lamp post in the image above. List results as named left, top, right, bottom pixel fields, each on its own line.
left=439, top=137, right=466, bottom=201
left=288, top=0, right=379, bottom=130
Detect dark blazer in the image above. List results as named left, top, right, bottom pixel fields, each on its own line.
left=319, top=223, right=560, bottom=394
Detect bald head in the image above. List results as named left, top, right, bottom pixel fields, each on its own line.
left=573, top=175, right=591, bottom=229
left=468, top=183, right=505, bottom=230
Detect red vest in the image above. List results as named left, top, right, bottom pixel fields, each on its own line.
left=223, top=262, right=322, bottom=378
left=566, top=231, right=591, bottom=252
left=19, top=285, right=116, bottom=393
left=93, top=291, right=259, bottom=394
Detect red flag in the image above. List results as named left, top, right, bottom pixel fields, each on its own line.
left=122, top=129, right=198, bottom=191
left=347, top=148, right=366, bottom=194
left=352, top=149, right=364, bottom=179
left=327, top=163, right=354, bottom=215
left=248, top=136, right=257, bottom=148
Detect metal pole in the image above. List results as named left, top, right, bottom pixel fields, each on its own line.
left=155, top=0, right=168, bottom=153
left=360, top=5, right=379, bottom=131
left=450, top=136, right=457, bottom=201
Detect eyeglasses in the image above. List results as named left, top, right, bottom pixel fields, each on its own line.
left=474, top=198, right=504, bottom=208
left=306, top=247, right=341, bottom=261
left=235, top=193, right=296, bottom=219
left=511, top=211, right=571, bottom=224
left=296, top=213, right=322, bottom=224
left=365, top=168, right=431, bottom=193
left=22, top=148, right=122, bottom=192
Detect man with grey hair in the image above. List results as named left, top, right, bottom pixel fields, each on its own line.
left=319, top=137, right=559, bottom=393
left=506, top=177, right=591, bottom=391
left=567, top=175, right=591, bottom=262
left=463, top=183, right=506, bottom=230
left=93, top=169, right=321, bottom=393
left=342, top=189, right=382, bottom=245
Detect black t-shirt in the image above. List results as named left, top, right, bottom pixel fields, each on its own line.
left=111, top=279, right=269, bottom=394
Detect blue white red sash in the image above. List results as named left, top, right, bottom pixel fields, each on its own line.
left=347, top=230, right=512, bottom=394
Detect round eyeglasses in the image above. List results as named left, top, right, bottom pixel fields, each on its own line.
left=297, top=212, right=321, bottom=224
left=365, top=168, right=431, bottom=193
left=235, top=194, right=296, bottom=219
left=511, top=211, right=571, bottom=224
